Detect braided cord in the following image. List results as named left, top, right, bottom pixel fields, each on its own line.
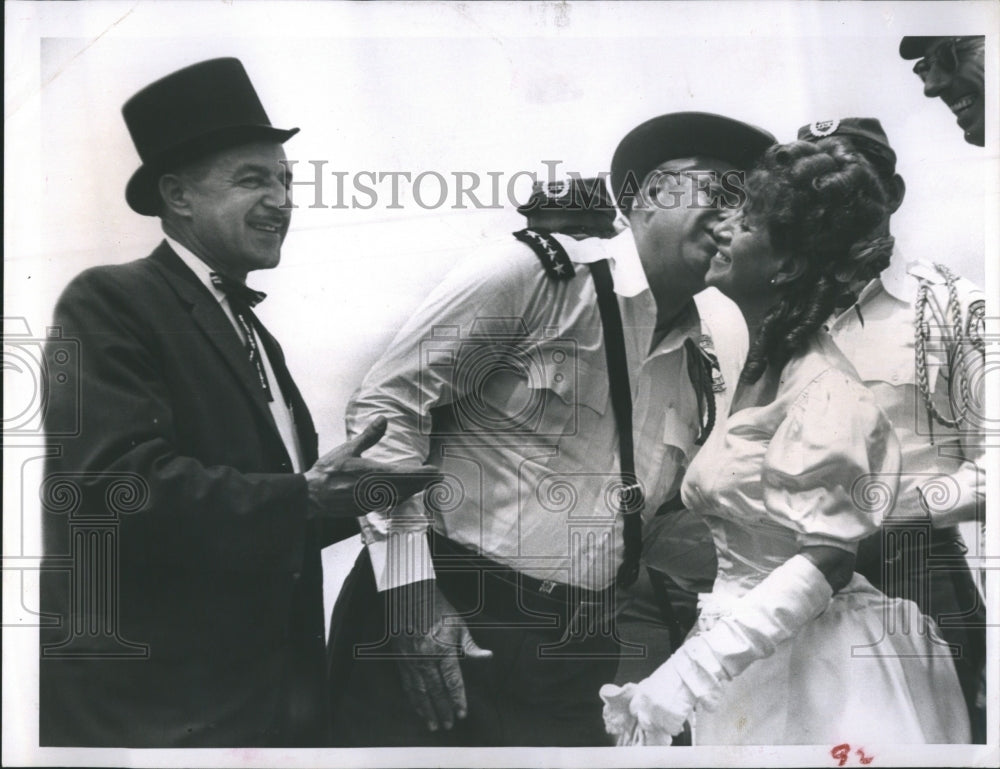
left=913, top=264, right=976, bottom=434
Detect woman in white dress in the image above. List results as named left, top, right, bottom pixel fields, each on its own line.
left=601, top=138, right=971, bottom=745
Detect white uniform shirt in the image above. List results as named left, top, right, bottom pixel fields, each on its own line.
left=827, top=252, right=985, bottom=528
left=346, top=228, right=746, bottom=590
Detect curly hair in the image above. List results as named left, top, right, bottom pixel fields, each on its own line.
left=739, top=137, right=895, bottom=384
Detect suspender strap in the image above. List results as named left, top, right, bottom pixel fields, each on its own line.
left=587, top=258, right=643, bottom=587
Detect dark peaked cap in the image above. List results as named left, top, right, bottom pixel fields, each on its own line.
left=611, top=112, right=775, bottom=213
left=796, top=117, right=897, bottom=174
left=899, top=36, right=946, bottom=60
left=122, top=57, right=299, bottom=216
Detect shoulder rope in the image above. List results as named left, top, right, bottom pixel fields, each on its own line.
left=913, top=263, right=979, bottom=442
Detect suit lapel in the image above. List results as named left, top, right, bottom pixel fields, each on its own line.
left=147, top=242, right=285, bottom=447
left=255, top=326, right=319, bottom=467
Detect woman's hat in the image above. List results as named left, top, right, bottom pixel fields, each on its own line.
left=122, top=57, right=299, bottom=216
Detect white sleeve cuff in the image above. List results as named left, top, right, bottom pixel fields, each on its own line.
left=358, top=513, right=435, bottom=592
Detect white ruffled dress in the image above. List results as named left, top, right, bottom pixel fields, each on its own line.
left=679, top=333, right=970, bottom=745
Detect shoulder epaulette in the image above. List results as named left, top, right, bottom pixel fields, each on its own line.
left=908, top=261, right=946, bottom=284
left=513, top=228, right=576, bottom=281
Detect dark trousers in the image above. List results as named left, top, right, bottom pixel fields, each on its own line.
left=855, top=525, right=987, bottom=743
left=611, top=565, right=701, bottom=746
left=612, top=566, right=699, bottom=686
left=327, top=543, right=623, bottom=747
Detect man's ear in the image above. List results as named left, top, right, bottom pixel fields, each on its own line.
left=886, top=173, right=906, bottom=214
left=158, top=173, right=194, bottom=220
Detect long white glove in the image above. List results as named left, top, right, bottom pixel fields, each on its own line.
left=602, top=554, right=834, bottom=744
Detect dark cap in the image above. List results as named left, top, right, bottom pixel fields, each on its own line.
left=796, top=117, right=897, bottom=175
left=517, top=177, right=616, bottom=217
left=122, top=57, right=299, bottom=216
left=611, top=112, right=775, bottom=214
left=899, top=36, right=947, bottom=60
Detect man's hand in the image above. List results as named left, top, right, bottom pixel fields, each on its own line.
left=304, top=416, right=442, bottom=518
left=389, top=580, right=492, bottom=731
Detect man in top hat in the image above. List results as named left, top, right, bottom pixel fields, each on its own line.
left=326, top=112, right=771, bottom=746
left=39, top=57, right=438, bottom=747
left=517, top=176, right=620, bottom=239
left=798, top=116, right=987, bottom=742
left=899, top=36, right=986, bottom=147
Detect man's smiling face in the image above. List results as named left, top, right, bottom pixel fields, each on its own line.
left=178, top=140, right=293, bottom=280
left=913, top=37, right=986, bottom=147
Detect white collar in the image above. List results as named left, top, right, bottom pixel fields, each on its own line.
left=843, top=247, right=915, bottom=315
left=163, top=234, right=227, bottom=305
left=876, top=247, right=918, bottom=303
left=550, top=227, right=650, bottom=298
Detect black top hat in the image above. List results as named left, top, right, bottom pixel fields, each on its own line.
left=122, top=57, right=299, bottom=216
left=797, top=117, right=897, bottom=175
left=611, top=112, right=775, bottom=214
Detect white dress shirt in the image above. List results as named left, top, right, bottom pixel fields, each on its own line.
left=164, top=235, right=305, bottom=472
left=346, top=228, right=746, bottom=590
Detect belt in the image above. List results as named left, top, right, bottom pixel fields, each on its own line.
left=428, top=531, right=614, bottom=615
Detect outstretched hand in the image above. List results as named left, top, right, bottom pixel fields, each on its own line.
left=304, top=416, right=443, bottom=517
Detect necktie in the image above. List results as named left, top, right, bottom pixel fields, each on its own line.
left=210, top=272, right=273, bottom=402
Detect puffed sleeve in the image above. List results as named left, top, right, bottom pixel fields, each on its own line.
left=762, top=369, right=901, bottom=552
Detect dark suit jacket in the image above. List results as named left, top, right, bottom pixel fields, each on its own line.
left=39, top=241, right=354, bottom=747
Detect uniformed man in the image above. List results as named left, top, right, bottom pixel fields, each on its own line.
left=518, top=175, right=722, bottom=717
left=326, top=112, right=772, bottom=746
left=799, top=117, right=987, bottom=742
left=899, top=36, right=986, bottom=147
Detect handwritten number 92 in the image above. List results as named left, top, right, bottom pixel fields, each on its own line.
left=831, top=743, right=874, bottom=766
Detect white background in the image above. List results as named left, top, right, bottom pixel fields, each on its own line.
left=4, top=1, right=998, bottom=767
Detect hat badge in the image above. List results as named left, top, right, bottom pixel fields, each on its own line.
left=542, top=180, right=569, bottom=200
left=808, top=119, right=840, bottom=138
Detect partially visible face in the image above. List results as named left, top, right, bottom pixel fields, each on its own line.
left=180, top=141, right=293, bottom=279
left=630, top=156, right=739, bottom=299
left=705, top=207, right=787, bottom=304
left=914, top=37, right=985, bottom=146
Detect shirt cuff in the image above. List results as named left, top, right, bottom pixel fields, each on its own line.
left=358, top=514, right=435, bottom=592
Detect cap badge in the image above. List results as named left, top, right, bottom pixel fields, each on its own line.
left=541, top=180, right=569, bottom=200
left=808, top=119, right=840, bottom=138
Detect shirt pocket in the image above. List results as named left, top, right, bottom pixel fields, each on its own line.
left=462, top=340, right=606, bottom=437
left=852, top=336, right=944, bottom=393
left=522, top=342, right=608, bottom=434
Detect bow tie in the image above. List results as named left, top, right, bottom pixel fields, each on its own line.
left=210, top=273, right=267, bottom=308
